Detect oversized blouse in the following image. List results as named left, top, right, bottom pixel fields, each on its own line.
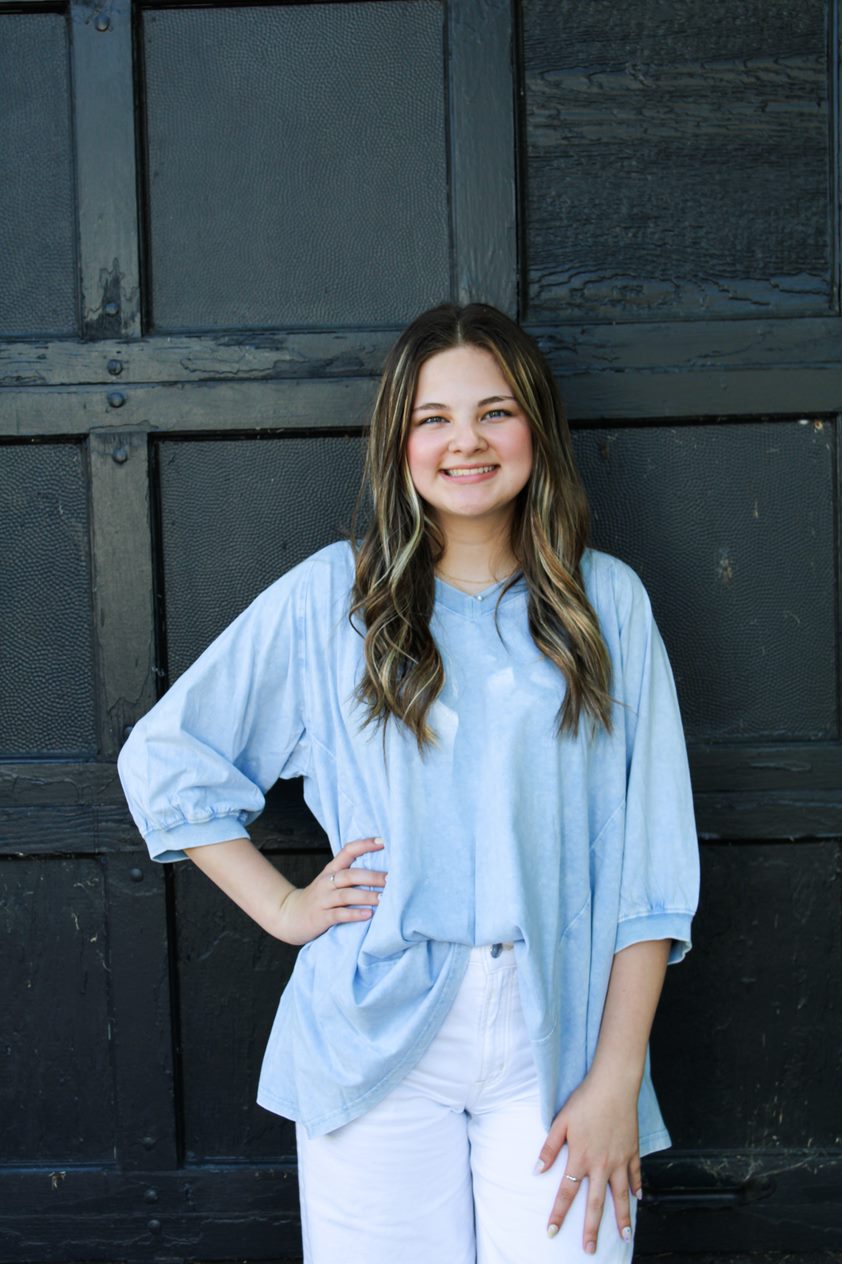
left=117, top=540, right=700, bottom=1154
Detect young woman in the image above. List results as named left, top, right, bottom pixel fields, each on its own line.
left=118, top=303, right=699, bottom=1264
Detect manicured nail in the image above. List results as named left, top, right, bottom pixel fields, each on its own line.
left=546, top=1224, right=559, bottom=1239
left=586, top=1242, right=596, bottom=1255
left=533, top=1159, right=545, bottom=1175
left=622, top=1226, right=632, bottom=1242
left=634, top=1188, right=643, bottom=1201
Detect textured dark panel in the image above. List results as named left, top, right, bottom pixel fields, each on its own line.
left=143, top=2, right=448, bottom=332
left=157, top=434, right=366, bottom=680
left=0, top=857, right=114, bottom=1163
left=573, top=418, right=837, bottom=741
left=522, top=0, right=831, bottom=321
left=0, top=14, right=77, bottom=337
left=651, top=841, right=842, bottom=1150
left=0, top=444, right=97, bottom=756
left=176, top=852, right=326, bottom=1161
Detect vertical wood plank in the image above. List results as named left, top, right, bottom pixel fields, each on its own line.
left=836, top=415, right=842, bottom=737
left=447, top=0, right=518, bottom=315
left=70, top=0, right=141, bottom=339
left=832, top=0, right=840, bottom=312
left=88, top=430, right=157, bottom=759
left=106, top=852, right=180, bottom=1171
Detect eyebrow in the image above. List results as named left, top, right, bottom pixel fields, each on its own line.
left=412, top=394, right=516, bottom=413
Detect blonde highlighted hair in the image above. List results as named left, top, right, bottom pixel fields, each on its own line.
left=349, top=302, right=613, bottom=751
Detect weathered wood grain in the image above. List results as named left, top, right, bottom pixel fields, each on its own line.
left=522, top=0, right=831, bottom=321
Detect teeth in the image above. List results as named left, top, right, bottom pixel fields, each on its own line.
left=444, top=465, right=496, bottom=478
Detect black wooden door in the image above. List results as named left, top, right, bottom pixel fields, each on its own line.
left=1, top=1, right=840, bottom=1260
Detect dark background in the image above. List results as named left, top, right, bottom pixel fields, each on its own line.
left=1, top=0, right=840, bottom=1260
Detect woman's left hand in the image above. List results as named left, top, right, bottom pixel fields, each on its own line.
left=535, top=1068, right=641, bottom=1252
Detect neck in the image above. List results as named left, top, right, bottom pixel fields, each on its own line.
left=433, top=517, right=519, bottom=586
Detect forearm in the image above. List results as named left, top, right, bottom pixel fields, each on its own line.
left=184, top=836, right=296, bottom=938
left=588, top=937, right=671, bottom=1093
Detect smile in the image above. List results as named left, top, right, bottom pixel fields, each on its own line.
left=441, top=465, right=498, bottom=479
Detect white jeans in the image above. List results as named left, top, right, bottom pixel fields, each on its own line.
left=296, top=944, right=636, bottom=1264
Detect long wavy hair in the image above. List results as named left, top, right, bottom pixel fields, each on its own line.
left=349, top=302, right=613, bottom=752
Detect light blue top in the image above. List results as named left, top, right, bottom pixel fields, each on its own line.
left=117, top=541, right=699, bottom=1154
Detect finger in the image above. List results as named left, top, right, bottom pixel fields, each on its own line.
left=335, top=886, right=381, bottom=907
left=535, top=1118, right=567, bottom=1174
left=327, top=905, right=375, bottom=925
left=581, top=1172, right=608, bottom=1255
left=629, top=1155, right=643, bottom=1203
left=327, top=868, right=387, bottom=889
left=545, top=1154, right=583, bottom=1239
left=608, top=1169, right=633, bottom=1244
left=337, top=836, right=385, bottom=864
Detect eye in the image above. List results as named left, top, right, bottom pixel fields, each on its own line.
left=482, top=408, right=511, bottom=421
left=417, top=414, right=447, bottom=426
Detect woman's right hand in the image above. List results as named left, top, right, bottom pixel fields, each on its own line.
left=274, top=836, right=387, bottom=946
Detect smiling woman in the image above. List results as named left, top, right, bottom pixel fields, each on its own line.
left=406, top=344, right=534, bottom=566
left=117, top=302, right=699, bottom=1264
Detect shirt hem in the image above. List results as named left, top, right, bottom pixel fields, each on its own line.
left=257, top=943, right=473, bottom=1138
left=145, top=815, right=252, bottom=863
left=639, top=1127, right=672, bottom=1158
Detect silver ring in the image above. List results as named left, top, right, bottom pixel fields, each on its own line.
left=328, top=873, right=336, bottom=885
left=564, top=1174, right=581, bottom=1183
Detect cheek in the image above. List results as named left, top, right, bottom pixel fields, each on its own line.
left=405, top=432, right=436, bottom=483
left=508, top=424, right=534, bottom=474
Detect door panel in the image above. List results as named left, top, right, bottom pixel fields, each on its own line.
left=0, top=14, right=78, bottom=338
left=574, top=417, right=838, bottom=740
left=522, top=0, right=833, bottom=322
left=142, top=1, right=449, bottom=332
left=156, top=434, right=366, bottom=675
left=0, top=441, right=97, bottom=755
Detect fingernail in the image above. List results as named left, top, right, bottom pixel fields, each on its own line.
left=533, top=1159, right=545, bottom=1175
left=586, top=1242, right=596, bottom=1255
left=622, top=1226, right=632, bottom=1242
left=546, top=1224, right=559, bottom=1239
left=374, top=836, right=384, bottom=845
left=634, top=1188, right=643, bottom=1201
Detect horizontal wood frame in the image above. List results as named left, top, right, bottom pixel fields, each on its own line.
left=0, top=1151, right=839, bottom=1256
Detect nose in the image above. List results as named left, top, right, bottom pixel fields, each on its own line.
left=448, top=419, right=488, bottom=454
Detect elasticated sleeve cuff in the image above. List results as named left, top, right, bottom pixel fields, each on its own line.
left=614, top=911, right=694, bottom=964
left=144, top=815, right=252, bottom=864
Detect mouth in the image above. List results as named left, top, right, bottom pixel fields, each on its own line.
left=440, top=464, right=498, bottom=479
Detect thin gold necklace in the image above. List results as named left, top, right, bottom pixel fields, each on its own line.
left=436, top=565, right=517, bottom=585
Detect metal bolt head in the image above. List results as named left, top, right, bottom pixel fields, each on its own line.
left=95, top=14, right=110, bottom=31
left=103, top=301, right=119, bottom=317
left=129, top=868, right=144, bottom=884
left=143, top=1187, right=159, bottom=1203
left=107, top=358, right=123, bottom=376
left=107, top=391, right=126, bottom=409
left=147, top=1219, right=162, bottom=1233
left=111, top=444, right=129, bottom=463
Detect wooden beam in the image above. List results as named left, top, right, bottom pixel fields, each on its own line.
left=0, top=377, right=377, bottom=436
left=69, top=0, right=141, bottom=339
left=88, top=431, right=157, bottom=758
left=447, top=0, right=518, bottom=315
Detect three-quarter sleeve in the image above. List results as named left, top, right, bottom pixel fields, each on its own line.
left=117, top=557, right=313, bottom=864
left=611, top=564, right=700, bottom=964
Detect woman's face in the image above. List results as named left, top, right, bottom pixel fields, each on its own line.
left=406, top=344, right=533, bottom=535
